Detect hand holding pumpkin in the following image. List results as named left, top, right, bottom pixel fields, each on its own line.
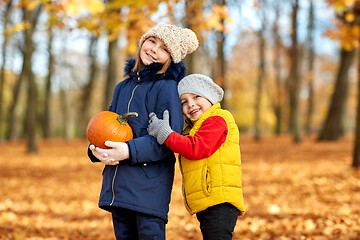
left=87, top=111, right=137, bottom=164
left=92, top=141, right=130, bottom=163
left=89, top=144, right=121, bottom=165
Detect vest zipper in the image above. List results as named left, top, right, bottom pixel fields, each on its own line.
left=179, top=157, right=191, bottom=211
left=110, top=83, right=140, bottom=206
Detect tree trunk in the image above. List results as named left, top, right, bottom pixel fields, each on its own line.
left=184, top=44, right=196, bottom=74
left=103, top=39, right=118, bottom=109
left=42, top=25, right=54, bottom=139
left=212, top=0, right=226, bottom=108
left=103, top=0, right=120, bottom=110
left=272, top=2, right=283, bottom=135
left=6, top=61, right=25, bottom=140
left=23, top=6, right=42, bottom=153
left=79, top=35, right=98, bottom=138
left=305, top=1, right=315, bottom=136
left=352, top=48, right=360, bottom=168
left=183, top=0, right=204, bottom=74
left=215, top=30, right=225, bottom=89
left=288, top=0, right=301, bottom=143
left=0, top=0, right=12, bottom=140
left=318, top=49, right=355, bottom=141
left=254, top=21, right=266, bottom=141
left=60, top=89, right=70, bottom=139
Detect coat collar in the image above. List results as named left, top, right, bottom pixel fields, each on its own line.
left=124, top=59, right=186, bottom=83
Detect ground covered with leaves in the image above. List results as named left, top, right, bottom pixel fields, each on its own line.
left=0, top=135, right=359, bottom=240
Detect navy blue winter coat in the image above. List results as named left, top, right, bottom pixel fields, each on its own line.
left=88, top=59, right=185, bottom=222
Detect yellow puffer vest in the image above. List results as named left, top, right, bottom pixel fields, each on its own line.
left=180, top=103, right=245, bottom=215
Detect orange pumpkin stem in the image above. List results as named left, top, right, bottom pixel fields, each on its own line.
left=116, top=112, right=138, bottom=125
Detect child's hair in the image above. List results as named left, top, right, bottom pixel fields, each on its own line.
left=132, top=24, right=199, bottom=74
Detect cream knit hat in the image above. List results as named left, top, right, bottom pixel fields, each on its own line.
left=139, top=24, right=199, bottom=63
left=178, top=74, right=224, bottom=105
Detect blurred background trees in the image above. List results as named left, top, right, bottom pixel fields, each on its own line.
left=0, top=0, right=358, bottom=167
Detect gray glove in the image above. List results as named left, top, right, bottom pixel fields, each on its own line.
left=148, top=110, right=174, bottom=144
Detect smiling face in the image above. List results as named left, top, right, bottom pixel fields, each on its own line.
left=180, top=93, right=212, bottom=119
left=140, top=37, right=171, bottom=65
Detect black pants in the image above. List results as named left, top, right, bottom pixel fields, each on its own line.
left=196, top=203, right=240, bottom=240
left=111, top=207, right=166, bottom=240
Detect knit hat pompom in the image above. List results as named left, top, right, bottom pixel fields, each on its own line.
left=178, top=74, right=224, bottom=105
left=139, top=24, right=199, bottom=63
left=183, top=28, right=198, bottom=54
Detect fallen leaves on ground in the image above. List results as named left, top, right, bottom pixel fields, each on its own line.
left=0, top=135, right=359, bottom=240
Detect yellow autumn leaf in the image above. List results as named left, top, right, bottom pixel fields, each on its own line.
left=127, top=42, right=138, bottom=55
left=64, top=1, right=80, bottom=15
left=344, top=12, right=355, bottom=23
left=108, top=31, right=120, bottom=42
left=341, top=39, right=353, bottom=51
left=88, top=0, right=105, bottom=14
left=63, top=0, right=105, bottom=15
left=22, top=0, right=51, bottom=10
left=25, top=1, right=40, bottom=10
left=3, top=22, right=31, bottom=35
left=351, top=25, right=359, bottom=37
left=200, top=5, right=231, bottom=32
left=334, top=3, right=346, bottom=12
left=344, top=0, right=357, bottom=7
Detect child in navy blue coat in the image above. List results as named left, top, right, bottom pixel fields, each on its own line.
left=87, top=24, right=198, bottom=239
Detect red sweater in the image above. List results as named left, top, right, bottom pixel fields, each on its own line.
left=164, top=116, right=228, bottom=160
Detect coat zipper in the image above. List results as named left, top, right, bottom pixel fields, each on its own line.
left=127, top=84, right=140, bottom=112
left=110, top=165, right=118, bottom=205
left=110, top=83, right=140, bottom=206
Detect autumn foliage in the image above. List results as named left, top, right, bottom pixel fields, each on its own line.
left=0, top=135, right=359, bottom=239
left=325, top=0, right=360, bottom=51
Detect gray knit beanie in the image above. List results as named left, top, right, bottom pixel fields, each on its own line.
left=139, top=24, right=199, bottom=63
left=178, top=74, right=224, bottom=105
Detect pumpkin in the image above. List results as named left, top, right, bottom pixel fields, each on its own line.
left=87, top=111, right=138, bottom=149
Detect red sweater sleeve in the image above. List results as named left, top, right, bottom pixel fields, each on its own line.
left=164, top=116, right=228, bottom=160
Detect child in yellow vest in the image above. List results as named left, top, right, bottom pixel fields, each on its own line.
left=148, top=74, right=245, bottom=240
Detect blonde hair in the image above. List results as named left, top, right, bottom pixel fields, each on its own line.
left=132, top=39, right=172, bottom=74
